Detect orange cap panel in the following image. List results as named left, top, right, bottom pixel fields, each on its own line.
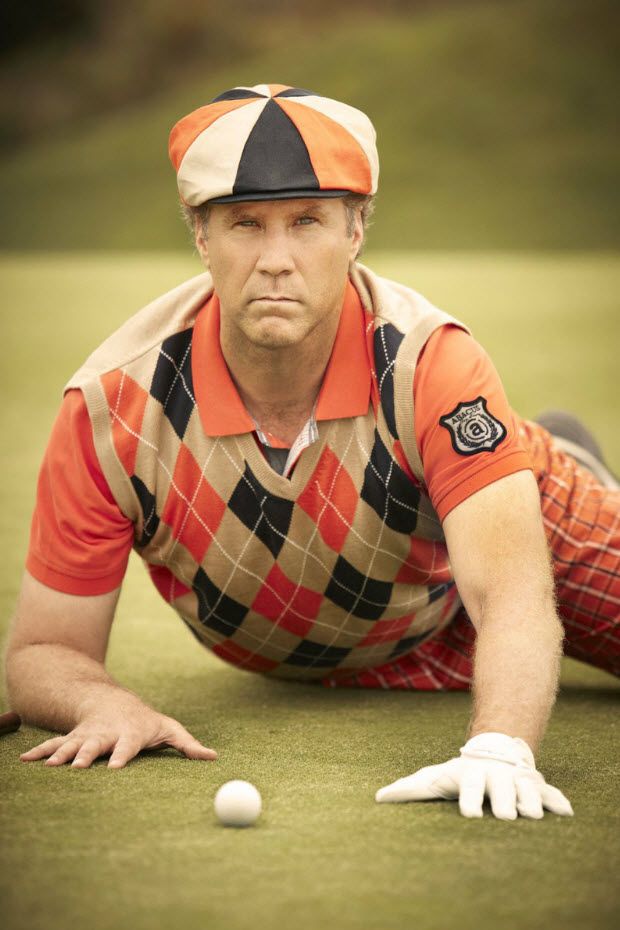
left=169, top=97, right=258, bottom=170
left=276, top=97, right=372, bottom=193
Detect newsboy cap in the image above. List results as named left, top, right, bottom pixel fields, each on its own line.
left=169, top=83, right=379, bottom=206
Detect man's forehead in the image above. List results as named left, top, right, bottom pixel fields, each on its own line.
left=214, top=198, right=342, bottom=218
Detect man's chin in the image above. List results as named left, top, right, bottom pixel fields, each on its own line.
left=249, top=331, right=303, bottom=350
left=245, top=319, right=306, bottom=350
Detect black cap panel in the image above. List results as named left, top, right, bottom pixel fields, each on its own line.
left=274, top=87, right=318, bottom=98
left=232, top=98, right=320, bottom=199
left=210, top=89, right=267, bottom=103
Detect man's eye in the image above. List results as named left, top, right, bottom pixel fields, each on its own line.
left=236, top=219, right=259, bottom=227
left=296, top=216, right=317, bottom=225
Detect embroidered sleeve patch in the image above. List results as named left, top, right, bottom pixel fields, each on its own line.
left=439, top=396, right=507, bottom=456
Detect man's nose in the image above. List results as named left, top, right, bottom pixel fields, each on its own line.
left=255, top=229, right=296, bottom=276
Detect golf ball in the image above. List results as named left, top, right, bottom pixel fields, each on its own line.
left=214, top=780, right=262, bottom=827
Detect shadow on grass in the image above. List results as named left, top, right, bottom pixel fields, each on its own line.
left=182, top=667, right=471, bottom=711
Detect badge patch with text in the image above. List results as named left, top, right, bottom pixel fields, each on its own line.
left=439, top=397, right=507, bottom=456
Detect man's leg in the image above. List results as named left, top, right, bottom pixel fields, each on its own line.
left=536, top=410, right=619, bottom=489
left=535, top=413, right=620, bottom=677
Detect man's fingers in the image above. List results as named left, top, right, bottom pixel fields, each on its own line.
left=183, top=743, right=219, bottom=761
left=44, top=738, right=82, bottom=766
left=165, top=724, right=218, bottom=761
left=20, top=719, right=218, bottom=770
left=515, top=775, right=544, bottom=819
left=485, top=765, right=517, bottom=820
left=107, top=736, right=144, bottom=769
left=375, top=780, right=405, bottom=803
left=71, top=737, right=110, bottom=769
left=458, top=763, right=486, bottom=818
left=20, top=736, right=67, bottom=761
left=540, top=782, right=574, bottom=817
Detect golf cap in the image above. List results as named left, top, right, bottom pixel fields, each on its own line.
left=169, top=83, right=379, bottom=206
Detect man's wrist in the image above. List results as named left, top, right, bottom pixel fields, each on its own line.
left=461, top=731, right=536, bottom=767
left=467, top=715, right=542, bottom=755
left=75, top=681, right=145, bottom=720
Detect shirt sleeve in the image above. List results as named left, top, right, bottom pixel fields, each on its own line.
left=26, top=389, right=135, bottom=595
left=413, top=325, right=532, bottom=522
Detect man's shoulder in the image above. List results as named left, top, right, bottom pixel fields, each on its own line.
left=65, top=272, right=213, bottom=392
left=351, top=261, right=465, bottom=336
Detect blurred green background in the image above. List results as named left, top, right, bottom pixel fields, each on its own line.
left=1, top=5, right=619, bottom=930
left=0, top=0, right=618, bottom=250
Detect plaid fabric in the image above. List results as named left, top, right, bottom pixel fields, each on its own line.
left=323, top=420, right=620, bottom=690
left=74, top=266, right=467, bottom=681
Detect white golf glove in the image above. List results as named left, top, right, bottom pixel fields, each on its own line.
left=375, top=732, right=574, bottom=820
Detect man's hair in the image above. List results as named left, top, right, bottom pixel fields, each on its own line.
left=181, top=193, right=375, bottom=256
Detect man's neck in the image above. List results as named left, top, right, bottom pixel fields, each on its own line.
left=221, top=322, right=338, bottom=447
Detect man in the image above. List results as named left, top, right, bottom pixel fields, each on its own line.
left=5, top=84, right=619, bottom=821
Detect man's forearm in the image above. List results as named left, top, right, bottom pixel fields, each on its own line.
left=467, top=600, right=564, bottom=754
left=5, top=643, right=140, bottom=733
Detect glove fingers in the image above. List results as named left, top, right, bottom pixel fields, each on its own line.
left=539, top=782, right=574, bottom=817
left=375, top=761, right=460, bottom=803
left=458, top=762, right=487, bottom=818
left=486, top=765, right=518, bottom=820
left=515, top=774, right=544, bottom=819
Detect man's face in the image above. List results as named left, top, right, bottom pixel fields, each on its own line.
left=195, top=198, right=363, bottom=352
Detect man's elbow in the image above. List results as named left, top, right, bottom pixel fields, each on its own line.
left=467, top=551, right=561, bottom=635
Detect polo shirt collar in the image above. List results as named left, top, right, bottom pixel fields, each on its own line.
left=193, top=278, right=371, bottom=437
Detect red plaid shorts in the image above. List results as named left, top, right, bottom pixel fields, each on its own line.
left=322, top=425, right=620, bottom=691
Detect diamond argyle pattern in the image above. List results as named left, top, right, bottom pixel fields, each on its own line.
left=388, top=632, right=433, bottom=658
left=193, top=566, right=249, bottom=637
left=130, top=476, right=160, bottom=547
left=358, top=614, right=416, bottom=647
left=297, top=445, right=359, bottom=551
left=150, top=329, right=195, bottom=439
left=360, top=430, right=422, bottom=534
left=101, top=369, right=148, bottom=476
left=251, top=564, right=323, bottom=638
left=211, top=638, right=280, bottom=673
left=228, top=463, right=295, bottom=558
left=161, top=443, right=226, bottom=564
left=374, top=322, right=404, bottom=438
left=285, top=639, right=352, bottom=668
left=428, top=582, right=452, bottom=603
left=324, top=554, right=393, bottom=621
left=92, top=295, right=460, bottom=680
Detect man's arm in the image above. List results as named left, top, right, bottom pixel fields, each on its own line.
left=4, top=570, right=217, bottom=769
left=443, top=469, right=564, bottom=753
left=375, top=470, right=572, bottom=819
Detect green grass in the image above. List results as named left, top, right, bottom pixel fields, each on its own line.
left=1, top=251, right=619, bottom=930
left=0, top=0, right=618, bottom=250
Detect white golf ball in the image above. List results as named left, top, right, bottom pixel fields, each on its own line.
left=214, top=780, right=262, bottom=827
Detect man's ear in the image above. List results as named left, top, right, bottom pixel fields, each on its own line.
left=349, top=210, right=364, bottom=262
left=194, top=221, right=210, bottom=268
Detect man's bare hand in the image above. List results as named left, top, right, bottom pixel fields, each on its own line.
left=19, top=698, right=218, bottom=769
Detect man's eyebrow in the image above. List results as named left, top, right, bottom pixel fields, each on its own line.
left=289, top=201, right=329, bottom=218
left=293, top=200, right=326, bottom=211
left=228, top=205, right=257, bottom=221
left=225, top=201, right=327, bottom=222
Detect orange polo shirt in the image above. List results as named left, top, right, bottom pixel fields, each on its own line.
left=26, top=281, right=531, bottom=595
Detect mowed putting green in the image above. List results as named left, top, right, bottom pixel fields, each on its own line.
left=1, top=252, right=619, bottom=930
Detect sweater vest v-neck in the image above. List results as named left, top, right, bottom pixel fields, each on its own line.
left=66, top=263, right=469, bottom=680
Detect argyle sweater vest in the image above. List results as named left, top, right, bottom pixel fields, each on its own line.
left=66, top=263, right=470, bottom=681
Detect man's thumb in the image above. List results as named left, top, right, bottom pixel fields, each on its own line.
left=167, top=724, right=218, bottom=760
